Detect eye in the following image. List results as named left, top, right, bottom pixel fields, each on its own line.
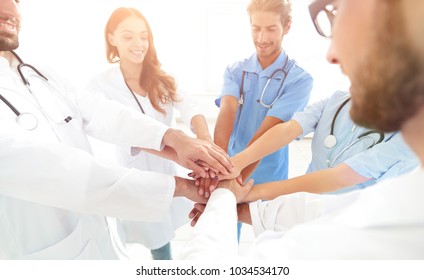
left=251, top=26, right=260, bottom=32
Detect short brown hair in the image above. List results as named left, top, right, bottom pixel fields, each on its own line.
left=247, top=0, right=292, bottom=27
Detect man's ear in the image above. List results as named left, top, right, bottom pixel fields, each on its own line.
left=284, top=19, right=292, bottom=35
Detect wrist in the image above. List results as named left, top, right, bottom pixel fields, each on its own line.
left=196, top=132, right=212, bottom=142
left=233, top=153, right=248, bottom=171
left=163, top=128, right=185, bottom=149
left=173, top=176, right=187, bottom=197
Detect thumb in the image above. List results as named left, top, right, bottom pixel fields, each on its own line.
left=236, top=175, right=244, bottom=185
left=186, top=160, right=207, bottom=178
left=243, top=178, right=254, bottom=190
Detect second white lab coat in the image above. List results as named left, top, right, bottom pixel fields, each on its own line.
left=0, top=55, right=174, bottom=259
left=179, top=169, right=424, bottom=259
left=84, top=66, right=202, bottom=249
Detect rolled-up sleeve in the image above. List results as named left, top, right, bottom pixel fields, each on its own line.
left=215, top=63, right=243, bottom=107
left=344, top=133, right=419, bottom=181
left=292, top=97, right=328, bottom=139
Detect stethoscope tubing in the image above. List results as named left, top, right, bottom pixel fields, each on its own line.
left=239, top=55, right=290, bottom=108
left=0, top=51, right=75, bottom=129
left=0, top=94, right=39, bottom=130
left=325, top=98, right=385, bottom=167
left=0, top=93, right=20, bottom=116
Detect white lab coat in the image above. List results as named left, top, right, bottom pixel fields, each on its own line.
left=85, top=66, right=201, bottom=249
left=179, top=169, right=424, bottom=259
left=0, top=55, right=175, bottom=259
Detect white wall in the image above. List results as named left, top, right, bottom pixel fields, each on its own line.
left=17, top=0, right=349, bottom=118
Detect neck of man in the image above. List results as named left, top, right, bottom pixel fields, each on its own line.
left=401, top=106, right=424, bottom=166
left=258, top=48, right=282, bottom=70
left=0, top=50, right=14, bottom=65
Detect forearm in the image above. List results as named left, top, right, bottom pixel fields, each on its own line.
left=237, top=120, right=303, bottom=170
left=240, top=161, right=260, bottom=183
left=162, top=128, right=187, bottom=150
left=140, top=146, right=178, bottom=162
left=214, top=97, right=238, bottom=151
left=0, top=135, right=175, bottom=222
left=243, top=163, right=369, bottom=202
left=237, top=116, right=284, bottom=180
left=191, top=115, right=212, bottom=142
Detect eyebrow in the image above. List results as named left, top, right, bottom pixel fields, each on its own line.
left=121, top=30, right=148, bottom=34
left=251, top=24, right=279, bottom=29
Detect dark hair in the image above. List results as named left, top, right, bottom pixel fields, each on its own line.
left=105, top=7, right=178, bottom=114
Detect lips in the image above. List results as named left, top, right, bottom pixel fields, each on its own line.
left=256, top=43, right=271, bottom=51
left=0, top=19, right=18, bottom=35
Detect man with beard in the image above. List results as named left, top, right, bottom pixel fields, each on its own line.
left=180, top=0, right=424, bottom=259
left=0, top=0, right=232, bottom=259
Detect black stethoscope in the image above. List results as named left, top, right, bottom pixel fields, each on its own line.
left=324, top=97, right=385, bottom=167
left=239, top=55, right=290, bottom=109
left=0, top=51, right=75, bottom=130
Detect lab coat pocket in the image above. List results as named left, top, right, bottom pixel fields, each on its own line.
left=24, top=219, right=101, bottom=260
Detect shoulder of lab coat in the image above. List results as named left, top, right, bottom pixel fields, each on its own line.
left=78, top=68, right=169, bottom=151
left=178, top=188, right=239, bottom=260
left=0, top=122, right=175, bottom=222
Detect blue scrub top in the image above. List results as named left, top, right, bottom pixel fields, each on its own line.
left=216, top=51, right=313, bottom=184
left=292, top=90, right=419, bottom=193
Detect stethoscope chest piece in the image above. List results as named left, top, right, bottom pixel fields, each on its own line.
left=16, top=112, right=38, bottom=130
left=324, top=134, right=337, bottom=148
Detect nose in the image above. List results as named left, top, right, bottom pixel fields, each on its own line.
left=326, top=40, right=339, bottom=64
left=133, top=37, right=145, bottom=48
left=0, top=0, right=20, bottom=17
left=256, top=30, right=266, bottom=43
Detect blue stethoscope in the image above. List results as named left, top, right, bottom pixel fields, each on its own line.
left=0, top=51, right=75, bottom=130
left=324, top=97, right=384, bottom=167
left=239, top=55, right=290, bottom=109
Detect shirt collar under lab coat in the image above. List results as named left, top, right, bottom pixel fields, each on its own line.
left=242, top=49, right=288, bottom=77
